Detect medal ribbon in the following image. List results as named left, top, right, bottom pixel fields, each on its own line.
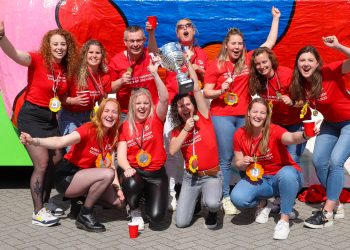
left=51, top=66, right=62, bottom=97
left=265, top=72, right=281, bottom=100
left=134, top=125, right=145, bottom=150
left=249, top=135, right=262, bottom=162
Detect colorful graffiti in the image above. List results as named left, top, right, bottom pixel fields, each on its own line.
left=1, top=0, right=350, bottom=165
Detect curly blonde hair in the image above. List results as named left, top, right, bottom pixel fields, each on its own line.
left=39, top=29, right=79, bottom=80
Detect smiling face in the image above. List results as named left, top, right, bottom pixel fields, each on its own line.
left=248, top=102, right=268, bottom=129
left=297, top=52, right=319, bottom=81
left=124, top=30, right=145, bottom=59
left=101, top=101, right=119, bottom=130
left=176, top=19, right=195, bottom=46
left=253, top=52, right=274, bottom=78
left=50, top=34, right=67, bottom=63
left=226, top=34, right=244, bottom=61
left=177, top=96, right=195, bottom=122
left=134, top=93, right=151, bottom=122
left=87, top=44, right=102, bottom=71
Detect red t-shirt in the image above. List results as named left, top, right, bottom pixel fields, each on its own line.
left=63, top=72, right=112, bottom=112
left=259, top=66, right=307, bottom=125
left=233, top=124, right=300, bottom=175
left=204, top=51, right=253, bottom=116
left=311, top=61, right=350, bottom=122
left=118, top=112, right=166, bottom=171
left=65, top=122, right=115, bottom=169
left=171, top=112, right=219, bottom=171
left=165, top=47, right=208, bottom=103
left=109, top=48, right=158, bottom=113
left=25, top=52, right=71, bottom=107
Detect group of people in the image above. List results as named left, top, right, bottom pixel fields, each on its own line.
left=1, top=5, right=350, bottom=240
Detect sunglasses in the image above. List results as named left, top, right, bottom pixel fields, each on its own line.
left=177, top=23, right=193, bottom=30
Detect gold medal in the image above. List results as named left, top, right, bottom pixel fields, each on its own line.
left=49, top=97, right=61, bottom=112
left=95, top=153, right=112, bottom=168
left=136, top=150, right=151, bottom=167
left=188, top=155, right=199, bottom=174
left=300, top=102, right=308, bottom=119
left=312, top=110, right=319, bottom=117
left=90, top=102, right=99, bottom=120
left=276, top=91, right=282, bottom=99
left=246, top=162, right=264, bottom=182
left=224, top=92, right=238, bottom=106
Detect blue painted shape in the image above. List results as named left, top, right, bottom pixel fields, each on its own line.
left=111, top=0, right=294, bottom=50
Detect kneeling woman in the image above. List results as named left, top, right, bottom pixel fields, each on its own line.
left=169, top=62, right=222, bottom=229
left=230, top=98, right=318, bottom=240
left=117, top=60, right=169, bottom=230
left=20, top=98, right=124, bottom=232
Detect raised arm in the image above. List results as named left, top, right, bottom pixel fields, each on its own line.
left=148, top=57, right=168, bottom=121
left=323, top=35, right=350, bottom=74
left=260, top=6, right=281, bottom=49
left=146, top=21, right=158, bottom=55
left=20, top=131, right=81, bottom=149
left=0, top=21, right=31, bottom=66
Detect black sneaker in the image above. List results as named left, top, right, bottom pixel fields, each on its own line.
left=76, top=212, right=106, bottom=233
left=304, top=210, right=333, bottom=229
left=205, top=211, right=217, bottom=229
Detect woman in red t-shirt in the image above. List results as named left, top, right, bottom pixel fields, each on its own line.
left=231, top=98, right=317, bottom=240
left=59, top=40, right=113, bottom=151
left=20, top=98, right=124, bottom=232
left=203, top=7, right=281, bottom=216
left=117, top=59, right=169, bottom=230
left=0, top=21, right=78, bottom=226
left=290, top=36, right=350, bottom=229
left=249, top=47, right=308, bottom=166
left=169, top=62, right=222, bottom=229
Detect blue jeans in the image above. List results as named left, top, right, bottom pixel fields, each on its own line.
left=312, top=120, right=350, bottom=201
left=231, top=166, right=304, bottom=215
left=282, top=123, right=306, bottom=165
left=176, top=171, right=222, bottom=228
left=58, top=108, right=91, bottom=151
left=212, top=115, right=245, bottom=198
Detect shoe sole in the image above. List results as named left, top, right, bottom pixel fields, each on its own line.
left=32, top=220, right=58, bottom=227
left=205, top=223, right=217, bottom=229
left=75, top=221, right=106, bottom=232
left=273, top=232, right=290, bottom=240
left=303, top=220, right=333, bottom=229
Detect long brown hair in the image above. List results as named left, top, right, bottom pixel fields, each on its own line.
left=249, top=47, right=279, bottom=95
left=290, top=46, right=323, bottom=101
left=127, top=88, right=154, bottom=136
left=217, top=28, right=246, bottom=74
left=77, top=39, right=108, bottom=91
left=39, top=29, right=78, bottom=80
left=244, top=98, right=271, bottom=155
left=91, top=98, right=120, bottom=151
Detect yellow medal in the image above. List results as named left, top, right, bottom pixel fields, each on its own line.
left=95, top=152, right=112, bottom=168
left=300, top=102, right=308, bottom=119
left=188, top=155, right=199, bottom=174
left=224, top=92, right=238, bottom=106
left=246, top=162, right=264, bottom=182
left=268, top=100, right=273, bottom=115
left=136, top=150, right=152, bottom=167
left=49, top=97, right=61, bottom=112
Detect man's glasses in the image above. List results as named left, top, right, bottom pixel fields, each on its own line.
left=125, top=39, right=145, bottom=44
left=177, top=23, right=193, bottom=30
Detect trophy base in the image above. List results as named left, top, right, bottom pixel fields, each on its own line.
left=178, top=79, right=194, bottom=94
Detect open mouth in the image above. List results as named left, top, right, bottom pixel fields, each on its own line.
left=183, top=31, right=189, bottom=37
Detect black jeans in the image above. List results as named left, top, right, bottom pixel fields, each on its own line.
left=121, top=167, right=168, bottom=222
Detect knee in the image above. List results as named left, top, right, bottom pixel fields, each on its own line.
left=104, top=169, right=115, bottom=183
left=231, top=189, right=252, bottom=209
left=175, top=217, right=190, bottom=228
left=148, top=209, right=166, bottom=223
left=205, top=198, right=221, bottom=211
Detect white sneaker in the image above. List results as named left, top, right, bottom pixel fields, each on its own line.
left=273, top=220, right=290, bottom=240
left=44, top=200, right=64, bottom=216
left=32, top=207, right=59, bottom=227
left=130, top=208, right=145, bottom=231
left=168, top=191, right=177, bottom=211
left=334, top=203, right=345, bottom=219
left=222, top=197, right=238, bottom=215
left=255, top=200, right=272, bottom=224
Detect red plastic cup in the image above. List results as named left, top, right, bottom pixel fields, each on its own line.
left=128, top=223, right=138, bottom=238
left=76, top=90, right=90, bottom=98
left=303, top=120, right=316, bottom=137
left=147, top=16, right=157, bottom=29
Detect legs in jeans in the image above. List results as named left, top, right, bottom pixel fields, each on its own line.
left=282, top=123, right=306, bottom=166
left=176, top=171, right=222, bottom=228
left=212, top=115, right=245, bottom=198
left=312, top=120, right=350, bottom=201
left=231, top=166, right=303, bottom=215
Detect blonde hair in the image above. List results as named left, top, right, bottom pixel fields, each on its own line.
left=91, top=98, right=121, bottom=150
left=217, top=28, right=246, bottom=74
left=127, top=88, right=154, bottom=136
left=244, top=98, right=271, bottom=155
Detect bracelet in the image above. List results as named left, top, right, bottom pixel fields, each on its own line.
left=302, top=131, right=308, bottom=140
left=112, top=183, right=122, bottom=191
left=34, top=138, right=41, bottom=146
left=183, top=127, right=191, bottom=132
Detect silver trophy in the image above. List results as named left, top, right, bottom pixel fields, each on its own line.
left=158, top=42, right=194, bottom=94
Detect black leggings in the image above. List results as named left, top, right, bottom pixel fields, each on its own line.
left=121, top=167, right=168, bottom=222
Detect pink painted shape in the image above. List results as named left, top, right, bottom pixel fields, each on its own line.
left=0, top=0, right=59, bottom=116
